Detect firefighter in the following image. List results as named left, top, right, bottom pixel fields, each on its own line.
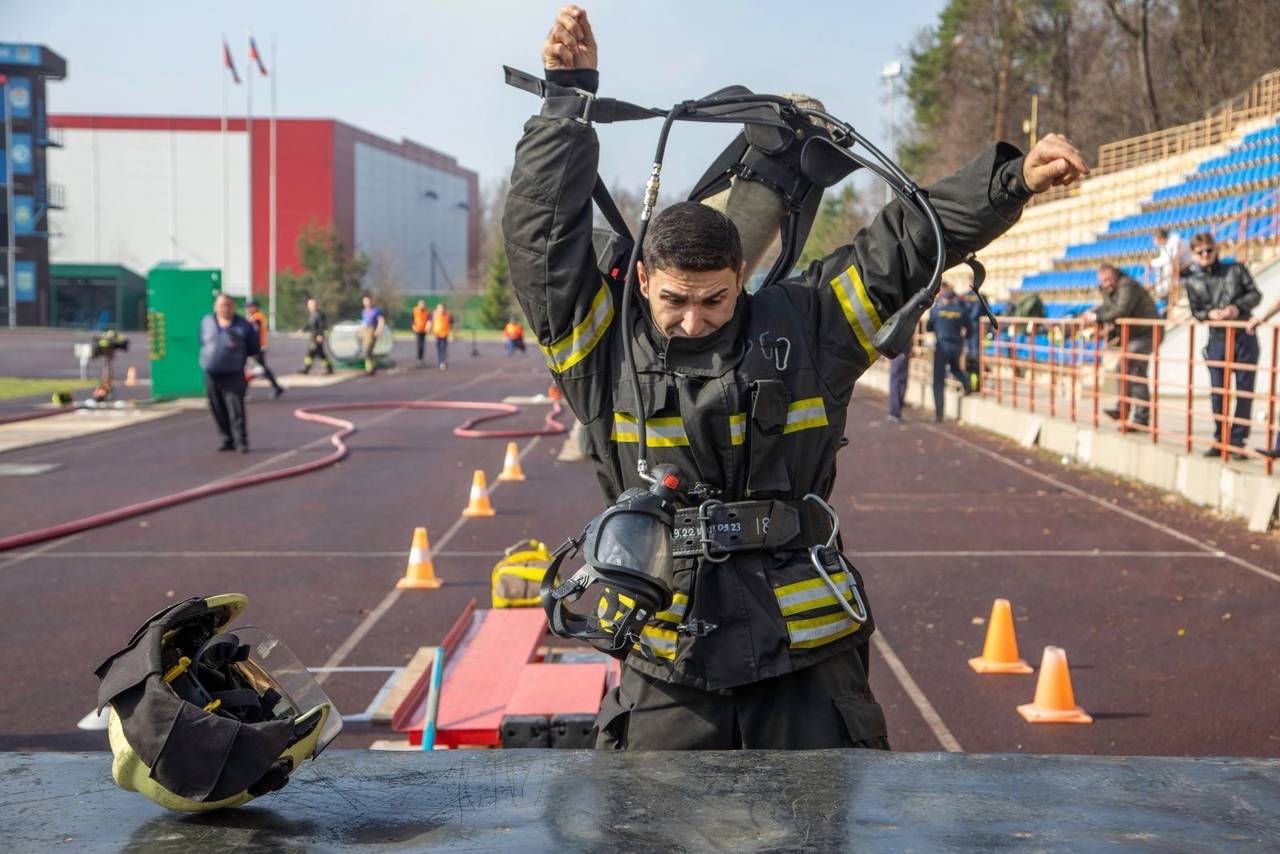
left=926, top=283, right=971, bottom=421
left=300, top=298, right=333, bottom=375
left=505, top=5, right=1086, bottom=749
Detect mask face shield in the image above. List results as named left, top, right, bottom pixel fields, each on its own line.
left=542, top=488, right=678, bottom=659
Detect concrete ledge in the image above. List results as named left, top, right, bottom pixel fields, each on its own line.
left=6, top=751, right=1278, bottom=851
left=1040, top=419, right=1079, bottom=459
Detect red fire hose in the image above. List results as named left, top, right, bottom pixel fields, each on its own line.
left=0, top=400, right=567, bottom=552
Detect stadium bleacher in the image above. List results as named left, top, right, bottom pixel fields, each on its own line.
left=1007, top=117, right=1280, bottom=316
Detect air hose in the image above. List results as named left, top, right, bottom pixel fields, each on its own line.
left=0, top=399, right=567, bottom=553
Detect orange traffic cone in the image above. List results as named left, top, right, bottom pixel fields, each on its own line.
left=968, top=598, right=1033, bottom=674
left=397, top=527, right=443, bottom=589
left=547, top=383, right=562, bottom=402
left=498, top=442, right=526, bottom=482
left=125, top=366, right=138, bottom=386
left=1017, top=646, right=1092, bottom=723
left=462, top=469, right=496, bottom=517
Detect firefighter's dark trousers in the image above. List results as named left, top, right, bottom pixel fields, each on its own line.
left=595, top=648, right=890, bottom=750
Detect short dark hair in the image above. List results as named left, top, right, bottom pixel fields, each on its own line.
left=1154, top=227, right=1169, bottom=240
left=1191, top=231, right=1216, bottom=249
left=642, top=202, right=743, bottom=273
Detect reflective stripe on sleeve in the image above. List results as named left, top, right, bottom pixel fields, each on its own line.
left=830, top=265, right=882, bottom=365
left=611, top=414, right=690, bottom=447
left=786, top=611, right=861, bottom=649
left=540, top=281, right=614, bottom=373
left=784, top=397, right=829, bottom=434
left=729, top=413, right=746, bottom=446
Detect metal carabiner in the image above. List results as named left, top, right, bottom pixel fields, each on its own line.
left=801, top=494, right=866, bottom=624
left=808, top=545, right=869, bottom=625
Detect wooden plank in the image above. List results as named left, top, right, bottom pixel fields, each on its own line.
left=373, top=646, right=436, bottom=724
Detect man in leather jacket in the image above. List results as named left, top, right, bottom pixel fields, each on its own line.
left=1184, top=233, right=1262, bottom=454
left=504, top=5, right=1088, bottom=750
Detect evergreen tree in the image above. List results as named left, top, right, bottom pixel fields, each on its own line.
left=478, top=241, right=516, bottom=329
left=275, top=222, right=369, bottom=328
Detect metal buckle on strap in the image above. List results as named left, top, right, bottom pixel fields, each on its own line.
left=697, top=499, right=732, bottom=564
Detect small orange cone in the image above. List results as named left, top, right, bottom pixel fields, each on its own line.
left=125, top=366, right=138, bottom=386
left=968, top=598, right=1033, bottom=674
left=462, top=469, right=496, bottom=517
left=1017, top=646, right=1092, bottom=723
left=498, top=442, right=526, bottom=482
left=397, top=527, right=443, bottom=589
left=547, top=383, right=562, bottom=402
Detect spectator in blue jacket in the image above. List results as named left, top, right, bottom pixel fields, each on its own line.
left=199, top=294, right=260, bottom=453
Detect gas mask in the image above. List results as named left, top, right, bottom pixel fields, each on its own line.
left=541, top=464, right=686, bottom=661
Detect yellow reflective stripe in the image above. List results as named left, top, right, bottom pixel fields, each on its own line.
left=611, top=413, right=690, bottom=447
left=540, top=281, right=614, bottom=373
left=784, top=397, right=829, bottom=434
left=786, top=611, right=861, bottom=649
left=729, top=413, right=746, bottom=446
left=654, top=592, right=688, bottom=625
left=775, top=572, right=852, bottom=616
left=830, top=266, right=881, bottom=364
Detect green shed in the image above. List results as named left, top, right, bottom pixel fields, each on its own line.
left=49, top=263, right=148, bottom=331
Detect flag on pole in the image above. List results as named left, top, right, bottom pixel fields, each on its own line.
left=249, top=37, right=268, bottom=76
left=223, top=39, right=241, bottom=84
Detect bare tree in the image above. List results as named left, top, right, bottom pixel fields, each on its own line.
left=1102, top=0, right=1164, bottom=130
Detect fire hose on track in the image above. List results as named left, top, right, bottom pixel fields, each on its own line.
left=0, top=400, right=567, bottom=553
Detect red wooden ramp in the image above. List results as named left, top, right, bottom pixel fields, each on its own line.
left=397, top=607, right=610, bottom=748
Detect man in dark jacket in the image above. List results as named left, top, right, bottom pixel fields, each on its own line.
left=1084, top=264, right=1160, bottom=427
left=199, top=294, right=259, bottom=453
left=505, top=5, right=1087, bottom=750
left=1183, top=233, right=1262, bottom=454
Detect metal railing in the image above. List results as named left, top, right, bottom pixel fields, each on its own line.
left=969, top=315, right=1280, bottom=475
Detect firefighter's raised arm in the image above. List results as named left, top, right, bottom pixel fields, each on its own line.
left=799, top=133, right=1087, bottom=401
left=503, top=6, right=613, bottom=422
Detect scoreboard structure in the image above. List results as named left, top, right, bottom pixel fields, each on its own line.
left=0, top=43, right=66, bottom=327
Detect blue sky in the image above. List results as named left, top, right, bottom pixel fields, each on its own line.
left=11, top=0, right=946, bottom=197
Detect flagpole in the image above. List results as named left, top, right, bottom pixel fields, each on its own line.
left=246, top=35, right=254, bottom=302
left=268, top=37, right=278, bottom=332
left=221, top=40, right=229, bottom=291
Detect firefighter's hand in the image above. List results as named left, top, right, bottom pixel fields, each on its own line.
left=542, top=6, right=597, bottom=71
left=1023, top=133, right=1090, bottom=193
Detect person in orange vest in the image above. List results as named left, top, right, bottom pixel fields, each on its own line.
left=431, top=303, right=452, bottom=370
left=245, top=300, right=284, bottom=398
left=411, top=299, right=433, bottom=365
left=503, top=316, right=526, bottom=356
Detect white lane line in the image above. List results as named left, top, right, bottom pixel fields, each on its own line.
left=922, top=423, right=1280, bottom=585
left=872, top=631, right=962, bottom=753
left=314, top=434, right=544, bottom=683
left=851, top=549, right=1221, bottom=559
left=0, top=531, right=86, bottom=573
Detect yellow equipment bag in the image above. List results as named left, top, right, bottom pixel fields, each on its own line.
left=492, top=540, right=553, bottom=608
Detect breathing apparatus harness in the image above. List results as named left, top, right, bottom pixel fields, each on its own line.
left=509, top=67, right=996, bottom=660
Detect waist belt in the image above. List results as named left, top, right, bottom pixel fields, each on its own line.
left=671, top=498, right=835, bottom=561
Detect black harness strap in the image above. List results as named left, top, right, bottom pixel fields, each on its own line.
left=671, top=498, right=834, bottom=559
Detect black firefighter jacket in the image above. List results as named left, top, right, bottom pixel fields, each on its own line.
left=503, top=104, right=1032, bottom=692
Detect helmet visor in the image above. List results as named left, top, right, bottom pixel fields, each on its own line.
left=233, top=627, right=343, bottom=754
